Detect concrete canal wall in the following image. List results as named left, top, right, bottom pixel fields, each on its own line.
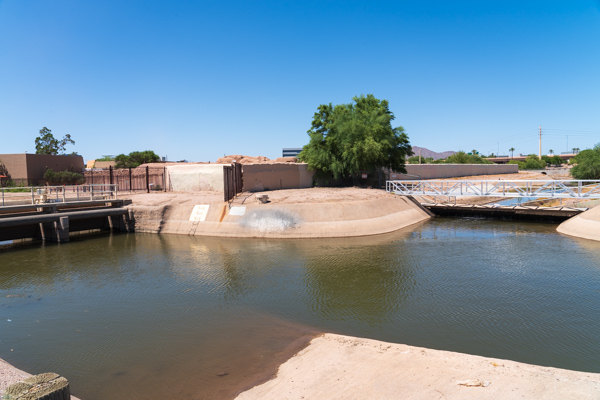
left=557, top=206, right=600, bottom=242
left=124, top=189, right=431, bottom=239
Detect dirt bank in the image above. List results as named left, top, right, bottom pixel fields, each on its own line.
left=235, top=334, right=600, bottom=400
left=121, top=188, right=432, bottom=238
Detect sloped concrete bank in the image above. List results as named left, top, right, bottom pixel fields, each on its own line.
left=557, top=206, right=600, bottom=242
left=124, top=189, right=432, bottom=238
left=235, top=334, right=600, bottom=400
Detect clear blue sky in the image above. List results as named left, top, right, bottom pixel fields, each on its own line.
left=1, top=0, right=599, bottom=162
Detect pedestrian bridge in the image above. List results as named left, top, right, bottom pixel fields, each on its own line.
left=386, top=179, right=600, bottom=200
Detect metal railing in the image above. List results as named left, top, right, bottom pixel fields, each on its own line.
left=0, top=184, right=117, bottom=207
left=386, top=180, right=600, bottom=199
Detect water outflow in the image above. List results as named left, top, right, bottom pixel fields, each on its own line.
left=1, top=219, right=600, bottom=400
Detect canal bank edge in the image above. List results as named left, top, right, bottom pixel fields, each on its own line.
left=0, top=358, right=82, bottom=400
left=557, top=206, right=600, bottom=242
left=124, top=191, right=432, bottom=238
left=235, top=333, right=600, bottom=400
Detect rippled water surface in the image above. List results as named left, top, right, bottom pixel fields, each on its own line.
left=1, top=218, right=600, bottom=399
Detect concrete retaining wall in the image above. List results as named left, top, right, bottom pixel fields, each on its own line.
left=391, top=164, right=518, bottom=180
left=166, top=164, right=225, bottom=192
left=242, top=164, right=314, bottom=192
left=164, top=163, right=314, bottom=193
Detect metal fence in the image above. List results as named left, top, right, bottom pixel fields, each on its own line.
left=1, top=184, right=117, bottom=207
left=223, top=163, right=243, bottom=202
left=84, top=166, right=166, bottom=192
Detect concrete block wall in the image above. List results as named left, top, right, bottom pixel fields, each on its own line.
left=390, top=164, right=519, bottom=180
left=242, top=163, right=314, bottom=192
left=166, top=164, right=225, bottom=192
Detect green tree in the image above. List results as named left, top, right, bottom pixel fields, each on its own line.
left=571, top=144, right=600, bottom=179
left=509, top=147, right=515, bottom=158
left=114, top=150, right=160, bottom=168
left=542, top=155, right=565, bottom=167
left=35, top=127, right=75, bottom=155
left=444, top=151, right=492, bottom=164
left=298, top=94, right=411, bottom=180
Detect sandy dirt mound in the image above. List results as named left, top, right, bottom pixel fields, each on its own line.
left=216, top=155, right=298, bottom=164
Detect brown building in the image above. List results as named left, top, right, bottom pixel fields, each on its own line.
left=0, top=153, right=85, bottom=185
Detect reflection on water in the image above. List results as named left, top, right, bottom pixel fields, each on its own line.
left=1, top=219, right=600, bottom=400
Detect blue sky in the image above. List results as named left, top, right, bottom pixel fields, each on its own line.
left=1, top=0, right=599, bottom=162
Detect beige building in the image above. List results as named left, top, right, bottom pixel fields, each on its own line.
left=0, top=153, right=85, bottom=185
left=86, top=159, right=117, bottom=169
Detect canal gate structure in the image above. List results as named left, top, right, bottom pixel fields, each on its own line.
left=0, top=184, right=128, bottom=243
left=387, top=179, right=600, bottom=221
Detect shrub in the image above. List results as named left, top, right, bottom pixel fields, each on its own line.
left=444, top=151, right=493, bottom=164
left=571, top=144, right=600, bottom=179
left=520, top=155, right=547, bottom=170
left=44, top=168, right=85, bottom=185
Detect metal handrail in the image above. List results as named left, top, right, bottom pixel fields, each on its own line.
left=0, top=184, right=118, bottom=207
left=386, top=180, right=600, bottom=199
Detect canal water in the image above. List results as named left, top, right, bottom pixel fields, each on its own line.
left=1, top=218, right=600, bottom=399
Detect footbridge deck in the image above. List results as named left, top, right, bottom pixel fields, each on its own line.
left=386, top=179, right=600, bottom=200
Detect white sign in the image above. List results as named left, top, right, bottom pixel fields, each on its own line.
left=189, top=205, right=210, bottom=222
left=229, top=206, right=246, bottom=216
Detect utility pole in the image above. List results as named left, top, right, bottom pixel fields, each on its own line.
left=539, top=125, right=542, bottom=159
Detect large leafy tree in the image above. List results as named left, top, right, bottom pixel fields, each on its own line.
left=571, top=144, right=600, bottom=179
left=298, top=94, right=411, bottom=180
left=115, top=150, right=160, bottom=168
left=35, top=127, right=75, bottom=155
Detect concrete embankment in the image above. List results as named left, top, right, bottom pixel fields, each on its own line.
left=124, top=189, right=431, bottom=238
left=0, top=359, right=81, bottom=400
left=235, top=333, right=600, bottom=400
left=557, top=206, right=600, bottom=242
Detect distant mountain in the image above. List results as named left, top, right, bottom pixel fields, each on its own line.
left=411, top=146, right=456, bottom=160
